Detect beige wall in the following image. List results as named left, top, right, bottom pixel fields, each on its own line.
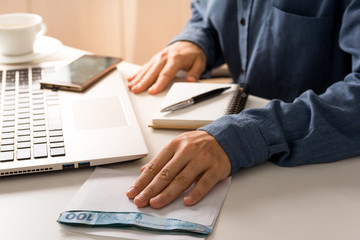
left=0, top=0, right=192, bottom=65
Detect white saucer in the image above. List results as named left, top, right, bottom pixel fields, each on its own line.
left=0, top=36, right=63, bottom=64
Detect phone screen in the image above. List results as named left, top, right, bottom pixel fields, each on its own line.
left=40, top=55, right=122, bottom=92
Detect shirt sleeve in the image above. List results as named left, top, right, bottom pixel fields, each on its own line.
left=169, top=0, right=225, bottom=73
left=200, top=1, right=360, bottom=175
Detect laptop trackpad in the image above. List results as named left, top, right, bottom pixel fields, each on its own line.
left=72, top=97, right=128, bottom=130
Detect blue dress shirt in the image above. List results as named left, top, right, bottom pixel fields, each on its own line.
left=171, top=0, right=360, bottom=174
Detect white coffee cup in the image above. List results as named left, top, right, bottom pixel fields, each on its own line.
left=0, top=13, right=47, bottom=56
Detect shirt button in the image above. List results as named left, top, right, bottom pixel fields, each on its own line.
left=240, top=18, right=246, bottom=26
left=240, top=68, right=245, bottom=74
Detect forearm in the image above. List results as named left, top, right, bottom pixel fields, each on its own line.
left=201, top=76, right=360, bottom=174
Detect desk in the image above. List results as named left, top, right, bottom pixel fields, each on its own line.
left=1, top=46, right=360, bottom=240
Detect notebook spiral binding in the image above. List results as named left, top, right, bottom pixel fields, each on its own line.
left=225, top=85, right=249, bottom=114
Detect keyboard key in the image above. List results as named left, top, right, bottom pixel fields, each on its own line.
left=2, top=121, right=15, bottom=127
left=18, top=98, right=30, bottom=104
left=5, top=86, right=15, bottom=91
left=49, top=136, right=64, bottom=143
left=5, top=90, right=15, bottom=95
left=1, top=132, right=15, bottom=139
left=17, top=124, right=30, bottom=131
left=33, top=137, right=47, bottom=144
left=3, top=105, right=15, bottom=111
left=32, top=94, right=44, bottom=100
left=1, top=145, right=14, bottom=152
left=33, top=125, right=46, bottom=132
left=0, top=151, right=14, bottom=162
left=4, top=96, right=15, bottom=102
left=33, top=99, right=44, bottom=105
left=32, top=90, right=43, bottom=95
left=50, top=142, right=64, bottom=148
left=3, top=110, right=15, bottom=116
left=17, top=136, right=31, bottom=142
left=48, top=122, right=62, bottom=131
left=1, top=139, right=15, bottom=145
left=18, top=89, right=29, bottom=94
left=49, top=130, right=63, bottom=137
left=32, top=104, right=44, bottom=110
left=18, top=118, right=31, bottom=125
left=18, top=93, right=30, bottom=99
left=33, top=109, right=45, bottom=115
left=2, top=127, right=15, bottom=133
left=33, top=114, right=45, bottom=120
left=33, top=120, right=46, bottom=126
left=18, top=113, right=30, bottom=119
left=18, top=108, right=30, bottom=114
left=50, top=147, right=65, bottom=157
left=2, top=115, right=15, bottom=122
left=17, top=130, right=31, bottom=136
left=17, top=148, right=31, bottom=160
left=18, top=142, right=31, bottom=149
left=33, top=144, right=48, bottom=158
left=33, top=131, right=46, bottom=138
left=18, top=103, right=30, bottom=109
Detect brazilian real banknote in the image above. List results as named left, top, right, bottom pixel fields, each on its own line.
left=58, top=211, right=211, bottom=235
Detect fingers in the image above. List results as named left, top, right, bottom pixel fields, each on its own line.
left=133, top=153, right=193, bottom=208
left=186, top=55, right=206, bottom=82
left=147, top=59, right=182, bottom=94
left=129, top=57, right=183, bottom=95
left=135, top=159, right=223, bottom=209
left=126, top=144, right=175, bottom=199
left=183, top=170, right=219, bottom=206
left=148, top=160, right=209, bottom=209
left=128, top=41, right=207, bottom=94
left=128, top=59, right=166, bottom=94
left=127, top=60, right=152, bottom=84
left=127, top=131, right=231, bottom=209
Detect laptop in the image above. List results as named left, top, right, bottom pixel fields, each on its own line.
left=0, top=56, right=148, bottom=176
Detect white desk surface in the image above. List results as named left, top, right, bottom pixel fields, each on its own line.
left=1, top=46, right=360, bottom=240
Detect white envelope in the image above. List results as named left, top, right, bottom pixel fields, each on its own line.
left=60, top=167, right=231, bottom=240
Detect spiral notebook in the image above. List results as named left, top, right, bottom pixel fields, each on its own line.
left=149, top=82, right=248, bottom=130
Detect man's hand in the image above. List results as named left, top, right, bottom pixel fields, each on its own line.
left=127, top=41, right=207, bottom=94
left=126, top=131, right=231, bottom=209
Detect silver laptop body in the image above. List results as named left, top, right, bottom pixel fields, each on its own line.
left=0, top=60, right=148, bottom=176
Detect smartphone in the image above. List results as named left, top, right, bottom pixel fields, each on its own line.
left=40, top=54, right=122, bottom=92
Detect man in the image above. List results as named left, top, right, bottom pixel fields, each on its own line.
left=126, top=0, right=360, bottom=209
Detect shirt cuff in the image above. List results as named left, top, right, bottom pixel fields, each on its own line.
left=199, top=113, right=269, bottom=175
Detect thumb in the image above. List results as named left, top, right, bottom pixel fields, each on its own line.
left=186, top=58, right=205, bottom=82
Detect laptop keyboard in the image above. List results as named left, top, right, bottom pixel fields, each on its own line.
left=0, top=67, right=65, bottom=163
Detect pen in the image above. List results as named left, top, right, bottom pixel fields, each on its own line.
left=160, top=86, right=231, bottom=112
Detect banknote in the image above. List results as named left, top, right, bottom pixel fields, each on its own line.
left=58, top=211, right=212, bottom=235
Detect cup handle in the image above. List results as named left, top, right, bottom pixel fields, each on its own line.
left=37, top=23, right=47, bottom=37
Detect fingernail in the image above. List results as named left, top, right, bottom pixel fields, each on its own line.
left=131, top=86, right=138, bottom=93
left=150, top=195, right=164, bottom=209
left=184, top=195, right=196, bottom=206
left=135, top=193, right=146, bottom=203
left=148, top=86, right=156, bottom=93
left=152, top=195, right=163, bottom=204
left=187, top=76, right=197, bottom=82
left=126, top=187, right=137, bottom=197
